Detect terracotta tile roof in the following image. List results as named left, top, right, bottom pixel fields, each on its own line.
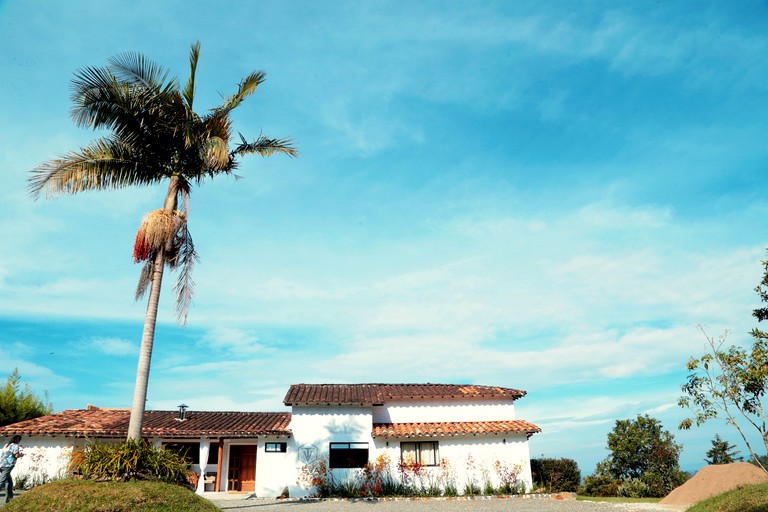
left=284, top=384, right=526, bottom=405
left=372, top=420, right=541, bottom=438
left=0, top=410, right=292, bottom=438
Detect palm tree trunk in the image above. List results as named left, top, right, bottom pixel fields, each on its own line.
left=127, top=177, right=179, bottom=441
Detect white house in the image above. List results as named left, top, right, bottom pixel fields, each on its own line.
left=0, top=383, right=540, bottom=497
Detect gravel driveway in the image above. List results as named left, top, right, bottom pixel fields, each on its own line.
left=208, top=498, right=685, bottom=512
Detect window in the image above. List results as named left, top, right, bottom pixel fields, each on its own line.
left=401, top=441, right=439, bottom=466
left=265, top=442, right=287, bottom=453
left=164, top=442, right=219, bottom=464
left=329, top=442, right=368, bottom=468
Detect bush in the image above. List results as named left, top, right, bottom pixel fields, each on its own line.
left=618, top=477, right=651, bottom=498
left=444, top=482, right=458, bottom=496
left=69, top=439, right=191, bottom=484
left=581, top=473, right=621, bottom=497
left=463, top=482, right=481, bottom=496
left=640, top=468, right=688, bottom=497
left=2, top=479, right=218, bottom=512
left=531, top=458, right=581, bottom=492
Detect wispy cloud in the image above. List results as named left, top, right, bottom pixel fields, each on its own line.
left=197, top=327, right=270, bottom=355
left=89, top=337, right=136, bottom=357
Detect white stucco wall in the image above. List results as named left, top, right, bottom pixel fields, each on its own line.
left=288, top=406, right=375, bottom=497
left=370, top=433, right=533, bottom=492
left=371, top=434, right=533, bottom=493
left=373, top=400, right=516, bottom=423
left=8, top=436, right=84, bottom=486
left=290, top=406, right=372, bottom=444
left=217, top=437, right=296, bottom=497
left=286, top=403, right=534, bottom=497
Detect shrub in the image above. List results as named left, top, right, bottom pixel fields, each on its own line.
left=444, top=482, right=459, bottom=496
left=490, top=460, right=525, bottom=494
left=581, top=473, right=620, bottom=497
left=463, top=482, right=481, bottom=496
left=69, top=439, right=191, bottom=484
left=618, top=477, right=651, bottom=498
left=640, top=469, right=688, bottom=497
left=531, top=458, right=581, bottom=492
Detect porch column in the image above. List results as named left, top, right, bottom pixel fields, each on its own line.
left=196, top=437, right=211, bottom=494
left=216, top=439, right=224, bottom=492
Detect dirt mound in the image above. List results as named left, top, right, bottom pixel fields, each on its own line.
left=661, top=462, right=768, bottom=506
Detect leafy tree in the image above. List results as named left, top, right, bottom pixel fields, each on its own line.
left=705, top=434, right=742, bottom=465
left=678, top=257, right=768, bottom=472
left=29, top=42, right=296, bottom=440
left=0, top=368, right=54, bottom=427
left=605, top=415, right=682, bottom=480
left=587, top=414, right=685, bottom=497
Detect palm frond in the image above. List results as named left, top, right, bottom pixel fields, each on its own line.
left=135, top=259, right=154, bottom=301
left=216, top=70, right=266, bottom=114
left=169, top=223, right=199, bottom=325
left=71, top=67, right=178, bottom=149
left=70, top=66, right=121, bottom=129
left=28, top=138, right=165, bottom=198
left=182, top=41, right=201, bottom=110
left=70, top=67, right=152, bottom=133
left=232, top=134, right=298, bottom=158
left=108, top=51, right=177, bottom=96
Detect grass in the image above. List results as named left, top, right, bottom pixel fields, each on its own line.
left=576, top=496, right=662, bottom=503
left=2, top=478, right=220, bottom=512
left=686, top=482, right=768, bottom=512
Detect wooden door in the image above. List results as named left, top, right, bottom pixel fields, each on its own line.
left=228, top=445, right=257, bottom=492
left=239, top=445, right=257, bottom=492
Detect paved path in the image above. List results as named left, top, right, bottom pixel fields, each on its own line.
left=208, top=498, right=685, bottom=512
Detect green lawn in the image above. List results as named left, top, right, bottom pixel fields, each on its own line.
left=2, top=479, right=220, bottom=512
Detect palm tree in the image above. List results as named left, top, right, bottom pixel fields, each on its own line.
left=29, top=42, right=296, bottom=440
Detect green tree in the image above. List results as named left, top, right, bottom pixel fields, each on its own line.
left=679, top=328, right=768, bottom=471
left=705, top=434, right=741, bottom=465
left=0, top=368, right=54, bottom=427
left=678, top=257, right=768, bottom=473
left=588, top=414, right=685, bottom=497
left=28, top=42, right=296, bottom=440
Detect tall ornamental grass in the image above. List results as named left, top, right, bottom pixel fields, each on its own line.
left=69, top=440, right=191, bottom=484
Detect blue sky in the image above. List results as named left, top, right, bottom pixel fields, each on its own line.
left=2, top=0, right=768, bottom=474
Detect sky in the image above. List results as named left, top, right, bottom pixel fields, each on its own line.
left=1, top=0, right=768, bottom=475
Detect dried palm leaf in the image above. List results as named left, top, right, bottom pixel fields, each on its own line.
left=132, top=209, right=186, bottom=262
left=135, top=259, right=154, bottom=300
left=171, top=224, right=199, bottom=325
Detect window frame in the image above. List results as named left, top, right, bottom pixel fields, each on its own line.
left=264, top=442, right=287, bottom=453
left=329, top=442, right=369, bottom=468
left=400, top=441, right=439, bottom=466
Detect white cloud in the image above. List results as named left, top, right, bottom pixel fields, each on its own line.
left=198, top=327, right=269, bottom=355
left=0, top=363, right=71, bottom=394
left=89, top=337, right=136, bottom=357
